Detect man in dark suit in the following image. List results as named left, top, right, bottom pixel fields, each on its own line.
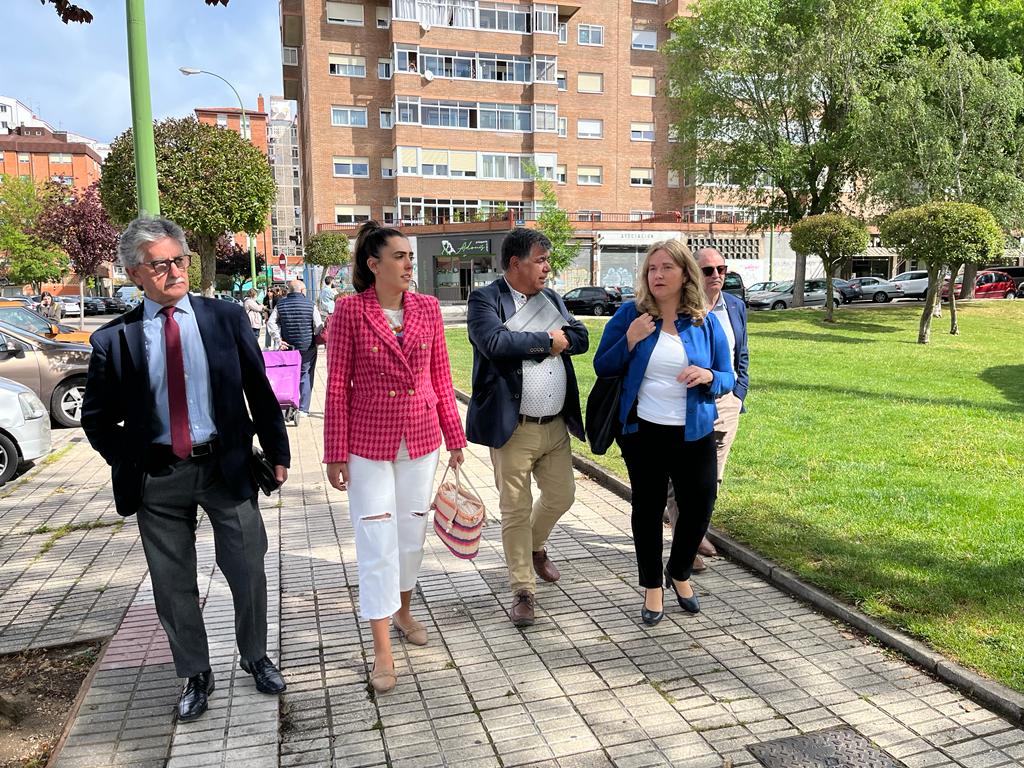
left=82, top=217, right=290, bottom=722
left=665, top=246, right=750, bottom=570
left=466, top=228, right=589, bottom=627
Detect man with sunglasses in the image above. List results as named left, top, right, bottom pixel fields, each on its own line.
left=82, top=217, right=290, bottom=722
left=665, top=247, right=749, bottom=570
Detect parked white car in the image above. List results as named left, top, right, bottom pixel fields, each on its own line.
left=56, top=296, right=82, bottom=317
left=892, top=270, right=930, bottom=299
left=0, top=376, right=51, bottom=484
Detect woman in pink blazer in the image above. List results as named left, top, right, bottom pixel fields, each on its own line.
left=324, top=221, right=466, bottom=694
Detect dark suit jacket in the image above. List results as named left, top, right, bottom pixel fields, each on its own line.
left=81, top=296, right=290, bottom=517
left=466, top=278, right=589, bottom=448
left=722, top=292, right=750, bottom=403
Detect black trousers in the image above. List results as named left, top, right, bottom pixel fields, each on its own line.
left=618, top=421, right=717, bottom=588
left=136, top=452, right=268, bottom=678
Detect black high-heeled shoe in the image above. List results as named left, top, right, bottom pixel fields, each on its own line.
left=665, top=567, right=700, bottom=614
left=641, top=589, right=664, bottom=626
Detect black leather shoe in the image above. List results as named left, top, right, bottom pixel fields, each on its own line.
left=240, top=655, right=287, bottom=694
left=665, top=568, right=700, bottom=614
left=178, top=670, right=214, bottom=721
left=641, top=604, right=664, bottom=626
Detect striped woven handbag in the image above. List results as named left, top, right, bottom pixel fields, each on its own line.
left=432, top=465, right=486, bottom=559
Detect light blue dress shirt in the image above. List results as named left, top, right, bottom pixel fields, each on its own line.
left=143, top=294, right=217, bottom=445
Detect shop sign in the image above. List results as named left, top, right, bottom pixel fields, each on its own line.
left=441, top=239, right=490, bottom=256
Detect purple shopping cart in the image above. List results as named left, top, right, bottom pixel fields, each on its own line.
left=262, top=350, right=302, bottom=425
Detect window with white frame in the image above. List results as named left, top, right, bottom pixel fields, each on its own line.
left=577, top=119, right=603, bottom=139
left=18, top=153, right=29, bottom=163
left=396, top=96, right=420, bottom=124
left=479, top=2, right=530, bottom=32
left=376, top=6, right=391, bottom=27
left=282, top=46, right=299, bottom=65
left=420, top=149, right=450, bottom=176
left=631, top=29, right=657, bottom=50
left=534, top=153, right=557, bottom=180
left=329, top=54, right=366, bottom=77
left=577, top=165, right=602, bottom=185
left=380, top=108, right=395, bottom=128
left=326, top=1, right=363, bottom=25
left=331, top=106, right=368, bottom=127
left=558, top=22, right=567, bottom=43
left=630, top=167, right=653, bottom=186
left=556, top=70, right=567, bottom=90
left=631, top=76, right=656, bottom=96
left=634, top=0, right=657, bottom=4
left=216, top=113, right=228, bottom=127
left=667, top=169, right=680, bottom=187
left=335, top=204, right=371, bottom=224
left=333, top=156, right=370, bottom=177
left=383, top=206, right=398, bottom=225
left=477, top=52, right=531, bottom=82
left=630, top=121, right=655, bottom=141
left=557, top=117, right=567, bottom=137
left=378, top=58, right=393, bottom=79
left=577, top=210, right=602, bottom=221
left=49, top=152, right=72, bottom=163
left=381, top=157, right=396, bottom=178
left=534, top=104, right=557, bottom=132
left=578, top=24, right=603, bottom=46
left=534, top=55, right=557, bottom=83
left=533, top=4, right=557, bottom=33
left=668, top=125, right=680, bottom=142
left=556, top=164, right=566, bottom=184
left=449, top=151, right=478, bottom=177
left=577, top=72, right=603, bottom=93
left=398, top=147, right=419, bottom=175
left=630, top=210, right=655, bottom=221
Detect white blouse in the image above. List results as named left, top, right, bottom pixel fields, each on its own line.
left=636, top=331, right=689, bottom=426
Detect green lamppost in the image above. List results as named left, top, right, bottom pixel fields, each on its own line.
left=126, top=0, right=160, bottom=215
left=179, top=66, right=259, bottom=289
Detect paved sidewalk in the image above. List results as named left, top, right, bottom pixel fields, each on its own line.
left=0, top=359, right=1019, bottom=767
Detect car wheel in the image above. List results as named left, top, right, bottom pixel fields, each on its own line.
left=0, top=432, right=19, bottom=485
left=873, top=291, right=888, bottom=303
left=593, top=304, right=605, bottom=317
left=1006, top=291, right=1016, bottom=300
left=51, top=377, right=87, bottom=428
left=771, top=301, right=787, bottom=310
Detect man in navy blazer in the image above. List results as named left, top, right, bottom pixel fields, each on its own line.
left=82, top=217, right=290, bottom=722
left=666, top=247, right=749, bottom=568
left=466, top=229, right=588, bottom=627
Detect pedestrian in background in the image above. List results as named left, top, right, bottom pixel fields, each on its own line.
left=593, top=239, right=734, bottom=626
left=267, top=281, right=322, bottom=420
left=81, top=217, right=290, bottom=722
left=243, top=288, right=263, bottom=339
left=323, top=221, right=466, bottom=694
left=40, top=292, right=62, bottom=323
left=318, top=274, right=338, bottom=317
left=664, top=247, right=749, bottom=571
left=263, top=286, right=282, bottom=349
left=465, top=228, right=589, bottom=628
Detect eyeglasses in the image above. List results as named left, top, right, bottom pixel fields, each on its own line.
left=701, top=265, right=728, bottom=277
left=141, top=255, right=190, bottom=274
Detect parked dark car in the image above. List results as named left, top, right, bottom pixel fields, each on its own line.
left=562, top=286, right=621, bottom=316
left=102, top=296, right=127, bottom=314
left=612, top=285, right=636, bottom=301
left=832, top=278, right=861, bottom=304
left=82, top=297, right=105, bottom=316
left=723, top=272, right=746, bottom=303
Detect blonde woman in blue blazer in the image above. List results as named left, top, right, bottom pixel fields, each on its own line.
left=593, top=240, right=734, bottom=625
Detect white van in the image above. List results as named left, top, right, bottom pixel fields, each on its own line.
left=114, top=285, right=143, bottom=309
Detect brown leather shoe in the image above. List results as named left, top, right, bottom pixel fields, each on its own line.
left=697, top=536, right=717, bottom=558
left=691, top=554, right=707, bottom=573
left=532, top=550, right=560, bottom=583
left=509, top=590, right=535, bottom=627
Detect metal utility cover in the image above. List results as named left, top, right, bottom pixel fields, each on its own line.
left=748, top=726, right=909, bottom=768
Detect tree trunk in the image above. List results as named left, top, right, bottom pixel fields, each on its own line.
left=792, top=253, right=806, bottom=307
left=198, top=234, right=217, bottom=298
left=959, top=263, right=978, bottom=299
left=918, top=263, right=941, bottom=344
left=948, top=261, right=963, bottom=335
left=79, top=279, right=86, bottom=330
left=824, top=271, right=835, bottom=323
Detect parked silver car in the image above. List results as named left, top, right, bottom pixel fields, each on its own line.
left=747, top=279, right=843, bottom=310
left=848, top=276, right=904, bottom=303
left=0, top=376, right=51, bottom=483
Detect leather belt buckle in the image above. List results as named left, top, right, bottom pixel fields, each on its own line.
left=190, top=440, right=216, bottom=458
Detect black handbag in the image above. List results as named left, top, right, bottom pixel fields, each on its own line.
left=250, top=446, right=281, bottom=496
left=585, top=376, right=623, bottom=455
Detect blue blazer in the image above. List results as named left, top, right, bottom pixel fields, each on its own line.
left=466, top=278, right=589, bottom=448
left=593, top=302, right=735, bottom=441
left=81, top=296, right=290, bottom=516
left=721, top=292, right=749, bottom=403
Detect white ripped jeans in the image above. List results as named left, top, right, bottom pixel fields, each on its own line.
left=347, top=441, right=440, bottom=620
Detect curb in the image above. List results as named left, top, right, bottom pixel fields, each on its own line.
left=452, top=386, right=1024, bottom=726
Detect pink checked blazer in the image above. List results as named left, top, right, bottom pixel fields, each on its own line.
left=322, top=289, right=467, bottom=463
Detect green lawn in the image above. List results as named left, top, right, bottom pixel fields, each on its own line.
left=445, top=303, right=1024, bottom=692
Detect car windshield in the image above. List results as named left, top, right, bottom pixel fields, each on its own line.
left=770, top=281, right=794, bottom=293
left=0, top=320, right=48, bottom=345
left=0, top=307, right=52, bottom=334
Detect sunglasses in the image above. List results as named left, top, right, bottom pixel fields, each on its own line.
left=701, top=265, right=728, bottom=277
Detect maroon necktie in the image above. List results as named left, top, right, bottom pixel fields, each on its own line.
left=161, top=306, right=192, bottom=460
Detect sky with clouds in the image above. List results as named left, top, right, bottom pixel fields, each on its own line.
left=6, top=1, right=283, bottom=143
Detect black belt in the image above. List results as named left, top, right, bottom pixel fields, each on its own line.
left=518, top=414, right=560, bottom=425
left=148, top=438, right=219, bottom=465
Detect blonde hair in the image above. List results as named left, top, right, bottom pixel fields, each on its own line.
left=634, top=239, right=708, bottom=325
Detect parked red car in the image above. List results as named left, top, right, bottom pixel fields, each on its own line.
left=941, top=270, right=1017, bottom=300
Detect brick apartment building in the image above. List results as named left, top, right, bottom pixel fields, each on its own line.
left=0, top=124, right=102, bottom=192
left=279, top=0, right=828, bottom=295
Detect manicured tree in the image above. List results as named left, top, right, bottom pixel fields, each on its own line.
left=100, top=117, right=275, bottom=296
left=42, top=0, right=228, bottom=24
left=304, top=231, right=350, bottom=269
left=0, top=176, right=68, bottom=293
left=790, top=214, right=869, bottom=323
left=881, top=202, right=1004, bottom=343
left=526, top=164, right=577, bottom=275
left=36, top=183, right=120, bottom=328
left=215, top=235, right=266, bottom=293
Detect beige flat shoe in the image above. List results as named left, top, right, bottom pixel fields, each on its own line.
left=393, top=614, right=428, bottom=646
left=369, top=663, right=397, bottom=694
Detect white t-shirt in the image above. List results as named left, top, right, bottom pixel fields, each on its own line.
left=636, top=331, right=688, bottom=426
left=710, top=293, right=736, bottom=366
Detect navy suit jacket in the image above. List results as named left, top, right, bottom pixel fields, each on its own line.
left=81, top=296, right=290, bottom=517
left=465, top=279, right=589, bottom=448
left=722, top=292, right=750, bottom=403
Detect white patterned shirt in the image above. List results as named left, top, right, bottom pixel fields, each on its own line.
left=710, top=293, right=736, bottom=366
left=506, top=280, right=567, bottom=418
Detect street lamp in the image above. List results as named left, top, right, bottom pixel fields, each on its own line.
left=179, top=66, right=257, bottom=288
